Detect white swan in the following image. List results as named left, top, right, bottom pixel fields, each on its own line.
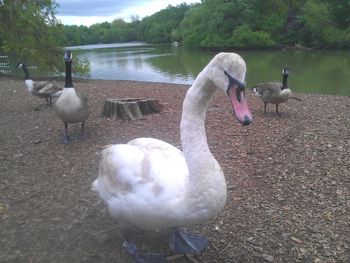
left=15, top=63, right=62, bottom=106
left=93, top=52, right=252, bottom=261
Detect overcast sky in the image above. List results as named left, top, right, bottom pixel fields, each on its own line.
left=56, top=0, right=201, bottom=26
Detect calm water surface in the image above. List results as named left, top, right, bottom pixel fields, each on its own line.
left=69, top=42, right=350, bottom=96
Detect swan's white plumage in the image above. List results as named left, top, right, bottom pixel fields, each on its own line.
left=93, top=52, right=251, bottom=232
left=93, top=138, right=189, bottom=229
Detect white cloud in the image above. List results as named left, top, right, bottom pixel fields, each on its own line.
left=56, top=0, right=201, bottom=26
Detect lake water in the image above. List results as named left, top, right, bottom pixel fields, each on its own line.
left=69, top=42, right=350, bottom=96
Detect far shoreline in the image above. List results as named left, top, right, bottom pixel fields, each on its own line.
left=2, top=74, right=349, bottom=98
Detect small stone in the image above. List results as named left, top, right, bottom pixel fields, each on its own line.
left=261, top=253, right=274, bottom=262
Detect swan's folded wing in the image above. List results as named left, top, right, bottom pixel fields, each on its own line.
left=95, top=140, right=187, bottom=197
left=93, top=140, right=189, bottom=228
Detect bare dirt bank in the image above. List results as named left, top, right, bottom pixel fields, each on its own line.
left=0, top=76, right=349, bottom=262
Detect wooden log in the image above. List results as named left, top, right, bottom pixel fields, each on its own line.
left=102, top=98, right=164, bottom=120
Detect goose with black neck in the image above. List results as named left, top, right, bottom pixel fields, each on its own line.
left=54, top=50, right=89, bottom=144
left=15, top=62, right=62, bottom=107
left=251, top=67, right=302, bottom=115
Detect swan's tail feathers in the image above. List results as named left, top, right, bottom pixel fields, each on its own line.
left=289, top=96, right=303, bottom=101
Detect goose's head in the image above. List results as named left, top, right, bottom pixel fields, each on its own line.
left=64, top=50, right=73, bottom=62
left=282, top=67, right=290, bottom=76
left=15, top=62, right=24, bottom=69
left=209, top=53, right=252, bottom=126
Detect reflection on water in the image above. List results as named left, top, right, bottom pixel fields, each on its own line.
left=69, top=42, right=350, bottom=96
left=70, top=42, right=200, bottom=84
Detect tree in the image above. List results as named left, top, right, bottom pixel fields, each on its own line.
left=180, top=0, right=256, bottom=48
left=0, top=0, right=65, bottom=72
left=138, top=3, right=192, bottom=43
left=301, top=0, right=344, bottom=47
left=325, top=0, right=350, bottom=29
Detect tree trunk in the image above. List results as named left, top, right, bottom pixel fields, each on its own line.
left=102, top=98, right=164, bottom=120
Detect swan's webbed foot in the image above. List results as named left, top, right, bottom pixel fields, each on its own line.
left=169, top=228, right=209, bottom=255
left=123, top=241, right=167, bottom=263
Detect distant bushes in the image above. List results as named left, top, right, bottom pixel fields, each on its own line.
left=230, top=26, right=276, bottom=49
left=61, top=0, right=350, bottom=50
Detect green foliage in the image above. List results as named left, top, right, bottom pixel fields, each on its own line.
left=4, top=0, right=349, bottom=61
left=327, top=0, right=350, bottom=29
left=72, top=56, right=90, bottom=78
left=63, top=19, right=139, bottom=46
left=0, top=0, right=91, bottom=76
left=180, top=0, right=255, bottom=48
left=302, top=0, right=334, bottom=46
left=138, top=3, right=192, bottom=43
left=230, top=26, right=276, bottom=49
left=0, top=0, right=65, bottom=72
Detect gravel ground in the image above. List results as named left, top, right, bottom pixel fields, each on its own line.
left=0, top=76, right=349, bottom=263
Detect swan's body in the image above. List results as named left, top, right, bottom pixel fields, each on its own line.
left=93, top=53, right=252, bottom=259
left=252, top=67, right=291, bottom=114
left=96, top=138, right=193, bottom=229
left=16, top=63, right=62, bottom=106
left=54, top=50, right=89, bottom=143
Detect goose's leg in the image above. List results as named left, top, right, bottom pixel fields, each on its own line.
left=81, top=121, right=85, bottom=136
left=276, top=104, right=283, bottom=116
left=71, top=121, right=86, bottom=141
left=264, top=102, right=267, bottom=113
left=48, top=96, right=52, bottom=106
left=63, top=123, right=72, bottom=144
left=122, top=229, right=167, bottom=263
left=170, top=227, right=209, bottom=255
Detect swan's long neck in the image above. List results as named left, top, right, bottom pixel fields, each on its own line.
left=180, top=70, right=227, bottom=221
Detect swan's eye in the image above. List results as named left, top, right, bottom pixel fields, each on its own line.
left=236, top=82, right=246, bottom=102
left=224, top=70, right=245, bottom=95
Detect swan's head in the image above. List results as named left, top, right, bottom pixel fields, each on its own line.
left=209, top=53, right=252, bottom=126
left=64, top=50, right=73, bottom=62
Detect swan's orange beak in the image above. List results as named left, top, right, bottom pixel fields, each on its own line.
left=228, top=84, right=252, bottom=126
left=224, top=71, right=252, bottom=126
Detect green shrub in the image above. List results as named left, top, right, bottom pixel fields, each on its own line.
left=230, top=26, right=276, bottom=49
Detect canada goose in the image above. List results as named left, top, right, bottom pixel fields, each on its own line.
left=54, top=50, right=89, bottom=144
left=15, top=62, right=62, bottom=106
left=252, top=67, right=301, bottom=115
left=92, top=53, right=253, bottom=261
